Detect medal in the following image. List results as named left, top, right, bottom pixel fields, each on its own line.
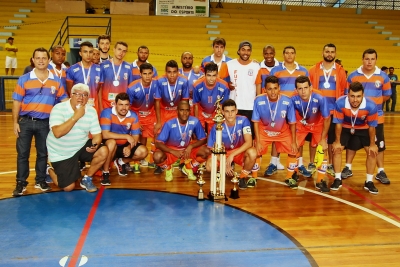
left=350, top=103, right=360, bottom=136
left=180, top=140, right=185, bottom=146
left=224, top=121, right=237, bottom=150
left=230, top=144, right=234, bottom=149
left=113, top=80, right=119, bottom=87
left=177, top=118, right=189, bottom=148
left=323, top=66, right=333, bottom=89
left=146, top=104, right=148, bottom=108
left=266, top=95, right=280, bottom=130
left=350, top=128, right=355, bottom=134
left=81, top=62, right=92, bottom=85
left=271, top=122, right=275, bottom=127
left=300, top=119, right=307, bottom=125
left=323, top=82, right=330, bottom=88
left=111, top=58, right=122, bottom=87
left=170, top=102, right=174, bottom=106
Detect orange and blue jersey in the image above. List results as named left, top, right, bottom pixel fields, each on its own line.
left=179, top=68, right=204, bottom=93
left=48, top=62, right=67, bottom=92
left=131, top=60, right=158, bottom=81
left=252, top=94, right=296, bottom=132
left=201, top=54, right=232, bottom=83
left=127, top=79, right=158, bottom=114
left=291, top=91, right=330, bottom=126
left=155, top=75, right=189, bottom=108
left=255, top=59, right=281, bottom=89
left=12, top=70, right=67, bottom=119
left=333, top=96, right=378, bottom=129
left=346, top=66, right=391, bottom=123
left=207, top=115, right=251, bottom=151
left=156, top=116, right=206, bottom=148
left=192, top=78, right=230, bottom=115
left=269, top=62, right=309, bottom=97
left=100, top=107, right=141, bottom=146
left=66, top=62, right=101, bottom=107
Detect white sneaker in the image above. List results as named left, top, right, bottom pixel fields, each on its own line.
left=277, top=161, right=285, bottom=170
left=140, top=159, right=148, bottom=167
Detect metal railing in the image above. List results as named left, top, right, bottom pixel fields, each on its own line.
left=49, top=16, right=112, bottom=50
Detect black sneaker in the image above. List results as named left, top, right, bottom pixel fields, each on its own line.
left=114, top=159, right=127, bottom=176
left=34, top=181, right=51, bottom=192
left=79, top=161, right=86, bottom=171
left=330, top=178, right=342, bottom=191
left=238, top=178, right=247, bottom=190
left=364, top=181, right=379, bottom=194
left=13, top=181, right=28, bottom=197
left=247, top=178, right=257, bottom=188
left=375, top=171, right=390, bottom=184
left=101, top=172, right=111, bottom=186
left=154, top=166, right=163, bottom=175
left=341, top=166, right=353, bottom=179
left=316, top=180, right=330, bottom=193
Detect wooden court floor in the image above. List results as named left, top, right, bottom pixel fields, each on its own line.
left=0, top=112, right=399, bottom=266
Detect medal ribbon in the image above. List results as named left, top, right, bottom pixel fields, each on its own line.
left=176, top=118, right=189, bottom=144
left=81, top=62, right=92, bottom=85
left=266, top=95, right=280, bottom=124
left=224, top=121, right=237, bottom=147
left=111, top=59, right=122, bottom=82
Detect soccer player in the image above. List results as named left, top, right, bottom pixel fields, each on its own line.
left=201, top=37, right=231, bottom=82
left=98, top=41, right=133, bottom=111
left=48, top=45, right=68, bottom=93
left=100, top=93, right=148, bottom=181
left=180, top=51, right=204, bottom=94
left=343, top=49, right=391, bottom=184
left=193, top=62, right=230, bottom=132
left=292, top=76, right=331, bottom=192
left=332, top=82, right=379, bottom=194
left=154, top=60, right=189, bottom=135
left=66, top=41, right=102, bottom=112
left=255, top=45, right=280, bottom=95
left=309, top=43, right=347, bottom=177
left=92, top=48, right=100, bottom=64
left=98, top=34, right=112, bottom=63
left=154, top=101, right=210, bottom=181
left=252, top=76, right=299, bottom=189
left=131, top=45, right=158, bottom=81
left=206, top=99, right=257, bottom=190
left=127, top=63, right=159, bottom=171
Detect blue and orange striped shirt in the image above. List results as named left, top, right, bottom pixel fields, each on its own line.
left=131, top=60, right=158, bottom=81
left=269, top=62, right=309, bottom=97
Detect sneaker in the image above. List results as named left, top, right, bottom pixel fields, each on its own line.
left=165, top=168, right=173, bottom=182
left=154, top=166, right=163, bottom=175
left=247, top=178, right=257, bottom=188
left=172, top=160, right=181, bottom=168
left=178, top=163, right=185, bottom=172
left=326, top=165, right=335, bottom=177
left=264, top=163, right=277, bottom=176
left=182, top=165, right=197, bottom=181
left=12, top=181, right=27, bottom=197
left=140, top=159, right=148, bottom=167
left=148, top=162, right=157, bottom=169
left=79, top=161, right=86, bottom=171
left=284, top=178, right=298, bottom=189
left=101, top=172, right=111, bottom=186
left=125, top=164, right=133, bottom=172
left=80, top=176, right=97, bottom=192
left=298, top=165, right=312, bottom=178
left=375, top=171, right=390, bottom=184
left=330, top=178, right=342, bottom=191
left=316, top=180, right=330, bottom=193
left=364, top=181, right=379, bottom=194
left=114, top=159, right=127, bottom=176
left=34, top=181, right=51, bottom=192
left=308, top=163, right=317, bottom=174
left=277, top=161, right=285, bottom=170
left=133, top=163, right=141, bottom=174
left=238, top=178, right=247, bottom=190
left=45, top=164, right=53, bottom=184
left=341, top=166, right=353, bottom=179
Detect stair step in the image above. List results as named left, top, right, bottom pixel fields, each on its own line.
left=206, top=25, right=218, bottom=29
left=207, top=30, right=220, bottom=35
left=14, top=14, right=28, bottom=18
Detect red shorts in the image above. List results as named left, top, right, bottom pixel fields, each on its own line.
left=256, top=128, right=293, bottom=155
left=296, top=123, right=323, bottom=147
left=137, top=111, right=156, bottom=138
left=207, top=149, right=245, bottom=167
left=198, top=109, right=215, bottom=130
left=159, top=145, right=203, bottom=166
left=161, top=108, right=178, bottom=122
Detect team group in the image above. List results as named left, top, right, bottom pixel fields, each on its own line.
left=11, top=35, right=393, bottom=197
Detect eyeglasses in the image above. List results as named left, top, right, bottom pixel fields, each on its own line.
left=72, top=93, right=89, bottom=98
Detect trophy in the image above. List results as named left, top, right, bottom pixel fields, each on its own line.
left=229, top=172, right=240, bottom=199
left=197, top=164, right=206, bottom=201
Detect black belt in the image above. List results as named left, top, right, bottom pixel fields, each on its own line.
left=20, top=115, right=49, bottom=121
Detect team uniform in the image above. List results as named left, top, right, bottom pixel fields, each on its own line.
left=155, top=75, right=189, bottom=122
left=192, top=78, right=230, bottom=129
left=131, top=60, right=158, bottom=81
left=269, top=62, right=309, bottom=97
left=201, top=54, right=231, bottom=83
left=48, top=61, right=68, bottom=93
left=179, top=68, right=203, bottom=94
left=156, top=116, right=207, bottom=166
left=255, top=59, right=281, bottom=90
left=100, top=59, right=134, bottom=109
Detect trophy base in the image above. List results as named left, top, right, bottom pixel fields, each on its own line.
left=197, top=190, right=205, bottom=201
left=230, top=188, right=240, bottom=199
left=208, top=191, right=228, bottom=201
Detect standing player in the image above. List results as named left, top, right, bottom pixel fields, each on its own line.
left=193, top=62, right=230, bottom=132
left=131, top=45, right=158, bottom=81
left=154, top=101, right=210, bottom=181
left=92, top=48, right=100, bottom=64
left=66, top=41, right=102, bottom=112
left=180, top=51, right=203, bottom=93
left=292, top=76, right=331, bottom=192
left=255, top=45, right=280, bottom=95
left=309, top=43, right=347, bottom=176
left=206, top=99, right=257, bottom=189
left=332, top=82, right=379, bottom=194
left=343, top=49, right=391, bottom=184
left=98, top=41, right=133, bottom=112
left=252, top=76, right=299, bottom=189
left=48, top=45, right=68, bottom=93
left=201, top=37, right=231, bottom=82
left=98, top=35, right=112, bottom=63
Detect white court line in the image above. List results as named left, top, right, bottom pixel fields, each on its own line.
left=0, top=169, right=35, bottom=175
left=257, top=177, right=400, bottom=228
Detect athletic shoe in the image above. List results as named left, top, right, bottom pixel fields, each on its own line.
left=375, top=171, right=390, bottom=184
left=101, top=172, right=111, bottom=186
left=277, top=161, right=285, bottom=170
left=364, top=181, right=379, bottom=194
left=148, top=162, right=157, bottom=169
left=165, top=168, right=173, bottom=182
left=114, top=159, right=127, bottom=176
left=154, top=166, right=163, bottom=175
left=172, top=159, right=181, bottom=168
left=298, top=165, right=312, bottom=178
left=316, top=180, right=330, bottom=193
left=308, top=163, right=317, bottom=174
left=125, top=164, right=133, bottom=172
left=80, top=176, right=97, bottom=192
left=285, top=178, right=298, bottom=189
left=341, top=166, right=353, bottom=179
left=45, top=164, right=53, bottom=184
left=330, top=178, right=342, bottom=191
left=140, top=159, right=148, bottom=167
left=12, top=181, right=27, bottom=197
left=264, top=164, right=277, bottom=176
left=326, top=165, right=335, bottom=176
left=182, top=165, right=197, bottom=181
left=238, top=178, right=247, bottom=190
left=35, top=181, right=51, bottom=192
left=79, top=161, right=86, bottom=171
left=133, top=163, right=141, bottom=174
left=247, top=178, right=257, bottom=188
